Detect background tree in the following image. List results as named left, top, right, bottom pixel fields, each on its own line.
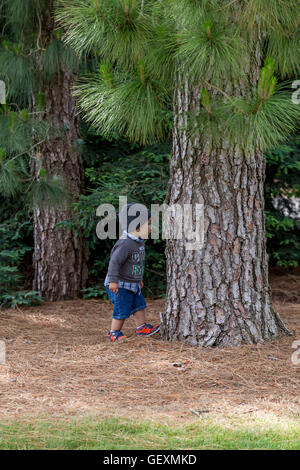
left=56, top=0, right=299, bottom=346
left=265, top=137, right=300, bottom=269
left=0, top=0, right=88, bottom=301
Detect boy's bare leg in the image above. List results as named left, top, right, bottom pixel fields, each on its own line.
left=110, top=318, right=125, bottom=331
left=133, top=309, right=146, bottom=328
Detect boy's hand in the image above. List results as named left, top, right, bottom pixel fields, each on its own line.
left=109, top=282, right=118, bottom=293
left=140, top=280, right=143, bottom=289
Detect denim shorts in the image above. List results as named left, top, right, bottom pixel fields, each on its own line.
left=106, top=286, right=147, bottom=320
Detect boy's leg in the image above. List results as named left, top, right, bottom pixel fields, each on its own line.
left=108, top=288, right=133, bottom=340
left=133, top=307, right=160, bottom=336
left=106, top=285, right=127, bottom=331
left=110, top=318, right=125, bottom=331
left=132, top=309, right=146, bottom=328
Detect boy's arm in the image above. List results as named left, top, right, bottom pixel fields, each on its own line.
left=107, top=243, right=129, bottom=284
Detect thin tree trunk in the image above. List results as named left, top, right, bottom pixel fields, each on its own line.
left=161, top=26, right=292, bottom=346
left=31, top=69, right=88, bottom=301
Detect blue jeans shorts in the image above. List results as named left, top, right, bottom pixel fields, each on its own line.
left=106, top=286, right=147, bottom=320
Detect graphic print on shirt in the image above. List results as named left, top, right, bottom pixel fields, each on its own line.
left=131, top=251, right=141, bottom=263
left=131, top=247, right=145, bottom=276
left=132, top=261, right=144, bottom=276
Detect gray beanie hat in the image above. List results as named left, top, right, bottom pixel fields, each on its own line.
left=118, top=202, right=151, bottom=232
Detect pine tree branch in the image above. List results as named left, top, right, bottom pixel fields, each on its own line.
left=9, top=139, right=47, bottom=162
left=203, top=80, right=248, bottom=116
left=216, top=0, right=240, bottom=11
left=37, top=12, right=42, bottom=50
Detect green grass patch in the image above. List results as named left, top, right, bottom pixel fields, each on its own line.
left=0, top=416, right=299, bottom=450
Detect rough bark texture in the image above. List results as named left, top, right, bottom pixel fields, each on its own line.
left=31, top=1, right=88, bottom=301
left=31, top=69, right=88, bottom=301
left=161, top=26, right=291, bottom=347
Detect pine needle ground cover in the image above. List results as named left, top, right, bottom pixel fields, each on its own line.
left=0, top=274, right=300, bottom=450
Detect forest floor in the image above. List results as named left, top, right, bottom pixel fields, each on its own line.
left=0, top=271, right=300, bottom=433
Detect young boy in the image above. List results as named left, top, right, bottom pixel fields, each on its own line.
left=104, top=203, right=160, bottom=342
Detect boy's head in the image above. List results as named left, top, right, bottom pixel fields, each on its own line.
left=118, top=203, right=151, bottom=239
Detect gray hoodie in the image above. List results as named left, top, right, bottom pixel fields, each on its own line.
left=106, top=236, right=145, bottom=283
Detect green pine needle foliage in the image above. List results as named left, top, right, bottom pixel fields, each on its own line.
left=40, top=38, right=79, bottom=81
left=0, top=106, right=49, bottom=156
left=26, top=175, right=72, bottom=209
left=224, top=85, right=300, bottom=153
left=163, top=0, right=246, bottom=86
left=239, top=0, right=299, bottom=78
left=74, top=65, right=172, bottom=144
left=56, top=0, right=155, bottom=70
left=185, top=82, right=300, bottom=154
left=57, top=0, right=300, bottom=152
left=4, top=0, right=47, bottom=32
left=240, top=0, right=298, bottom=32
left=174, top=17, right=244, bottom=86
left=0, top=158, right=25, bottom=197
left=55, top=0, right=107, bottom=57
left=0, top=48, right=36, bottom=103
left=267, top=28, right=300, bottom=78
left=145, top=21, right=178, bottom=85
left=1, top=0, right=82, bottom=100
left=0, top=0, right=85, bottom=211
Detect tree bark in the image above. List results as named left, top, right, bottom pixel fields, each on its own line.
left=161, top=28, right=292, bottom=347
left=29, top=1, right=88, bottom=301
left=31, top=68, right=88, bottom=301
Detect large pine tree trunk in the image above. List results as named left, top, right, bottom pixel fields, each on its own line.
left=161, top=31, right=291, bottom=346
left=29, top=1, right=88, bottom=301
left=32, top=69, right=88, bottom=301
